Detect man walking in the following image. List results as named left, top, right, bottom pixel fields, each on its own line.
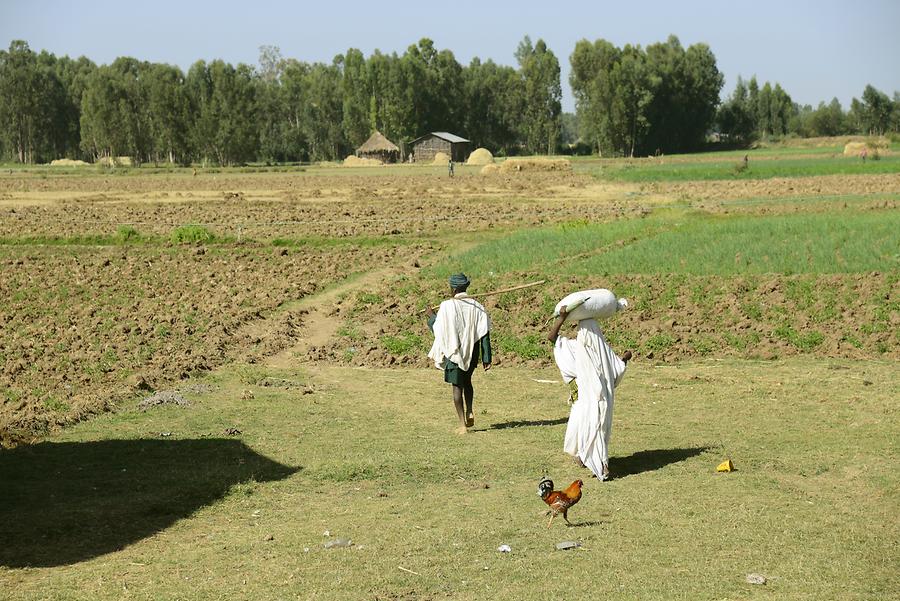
left=426, top=274, right=491, bottom=433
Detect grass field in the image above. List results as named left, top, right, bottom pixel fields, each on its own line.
left=430, top=208, right=900, bottom=277
left=1, top=142, right=898, bottom=600
left=2, top=359, right=897, bottom=600
left=587, top=154, right=900, bottom=182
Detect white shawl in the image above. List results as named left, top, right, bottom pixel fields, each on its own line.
left=554, top=319, right=626, bottom=480
left=427, top=293, right=491, bottom=370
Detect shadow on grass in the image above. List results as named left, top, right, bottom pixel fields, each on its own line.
left=0, top=438, right=298, bottom=568
left=567, top=520, right=603, bottom=528
left=489, top=417, right=568, bottom=430
left=610, top=446, right=710, bottom=479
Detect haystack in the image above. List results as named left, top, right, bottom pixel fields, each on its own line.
left=432, top=151, right=450, bottom=165
left=355, top=131, right=400, bottom=163
left=843, top=142, right=867, bottom=156
left=843, top=138, right=890, bottom=156
left=498, top=158, right=571, bottom=173
left=480, top=163, right=501, bottom=175
left=466, top=148, right=494, bottom=165
left=97, top=156, right=133, bottom=167
left=49, top=159, right=89, bottom=167
left=344, top=155, right=383, bottom=167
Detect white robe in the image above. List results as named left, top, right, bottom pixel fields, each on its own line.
left=427, top=293, right=491, bottom=370
left=553, top=319, right=626, bottom=480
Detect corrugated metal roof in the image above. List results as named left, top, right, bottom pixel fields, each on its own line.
left=411, top=132, right=470, bottom=145
left=432, top=132, right=470, bottom=143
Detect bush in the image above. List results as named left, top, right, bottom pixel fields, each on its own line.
left=116, top=225, right=141, bottom=242
left=171, top=225, right=215, bottom=244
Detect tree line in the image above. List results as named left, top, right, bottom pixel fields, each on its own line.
left=717, top=76, right=900, bottom=143
left=0, top=37, right=897, bottom=164
left=0, top=38, right=561, bottom=165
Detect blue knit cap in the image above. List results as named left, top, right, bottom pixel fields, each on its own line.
left=449, top=273, right=470, bottom=289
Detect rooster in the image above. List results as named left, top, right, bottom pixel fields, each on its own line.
left=538, top=478, right=583, bottom=528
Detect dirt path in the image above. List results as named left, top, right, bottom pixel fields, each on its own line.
left=263, top=267, right=400, bottom=369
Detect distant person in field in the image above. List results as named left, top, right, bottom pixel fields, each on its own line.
left=448, top=158, right=454, bottom=177
left=860, top=147, right=868, bottom=163
left=547, top=306, right=631, bottom=480
left=426, top=273, right=492, bottom=434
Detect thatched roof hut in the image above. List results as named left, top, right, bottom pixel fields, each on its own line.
left=356, top=131, right=401, bottom=163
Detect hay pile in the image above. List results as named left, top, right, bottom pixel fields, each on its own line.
left=843, top=141, right=890, bottom=157
left=466, top=148, right=494, bottom=165
left=432, top=152, right=450, bottom=165
left=487, top=157, right=572, bottom=174
left=480, top=163, right=501, bottom=175
left=97, top=156, right=133, bottom=167
left=343, top=155, right=383, bottom=167
left=49, top=159, right=89, bottom=167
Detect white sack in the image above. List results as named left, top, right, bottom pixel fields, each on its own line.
left=553, top=289, right=628, bottom=322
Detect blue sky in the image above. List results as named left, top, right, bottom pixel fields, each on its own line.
left=2, top=0, right=898, bottom=112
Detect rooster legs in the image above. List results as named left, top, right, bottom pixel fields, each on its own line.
left=547, top=513, right=556, bottom=528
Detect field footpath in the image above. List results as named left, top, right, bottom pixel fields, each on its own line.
left=263, top=266, right=401, bottom=370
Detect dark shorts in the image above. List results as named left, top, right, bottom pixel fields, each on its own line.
left=444, top=341, right=481, bottom=386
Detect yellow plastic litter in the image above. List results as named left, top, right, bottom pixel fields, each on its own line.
left=716, top=459, right=734, bottom=472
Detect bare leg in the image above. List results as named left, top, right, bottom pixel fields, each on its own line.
left=463, top=382, right=474, bottom=427
left=452, top=385, right=467, bottom=433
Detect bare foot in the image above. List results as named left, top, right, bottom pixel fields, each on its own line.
left=622, top=350, right=633, bottom=363
left=573, top=456, right=586, bottom=468
left=455, top=425, right=468, bottom=435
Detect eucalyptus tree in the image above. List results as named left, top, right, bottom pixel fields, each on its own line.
left=857, top=84, right=894, bottom=135
left=0, top=40, right=70, bottom=163
left=516, top=36, right=562, bottom=154
left=145, top=63, right=191, bottom=164
left=186, top=59, right=258, bottom=165
left=462, top=57, right=521, bottom=154
left=303, top=61, right=345, bottom=161
left=339, top=48, right=371, bottom=149
left=80, top=57, right=154, bottom=163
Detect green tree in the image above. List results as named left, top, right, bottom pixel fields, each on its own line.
left=145, top=63, right=191, bottom=164
left=516, top=36, right=562, bottom=154
left=339, top=48, right=371, bottom=149
left=0, top=40, right=69, bottom=163
left=303, top=61, right=344, bottom=161
left=858, top=84, right=893, bottom=135
left=186, top=60, right=258, bottom=165
left=80, top=58, right=153, bottom=163
left=462, top=57, right=520, bottom=154
left=570, top=38, right=621, bottom=155
left=808, top=98, right=846, bottom=136
left=717, top=76, right=755, bottom=142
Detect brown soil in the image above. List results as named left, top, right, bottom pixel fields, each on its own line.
left=1, top=167, right=896, bottom=446
left=0, top=242, right=426, bottom=447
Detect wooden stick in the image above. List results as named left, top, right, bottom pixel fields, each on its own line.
left=398, top=566, right=421, bottom=576
left=419, top=280, right=546, bottom=313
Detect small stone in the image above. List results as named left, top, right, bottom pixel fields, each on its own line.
left=746, top=573, right=767, bottom=585
left=324, top=538, right=352, bottom=549
left=263, top=534, right=274, bottom=541
left=497, top=544, right=511, bottom=553
left=556, top=541, right=581, bottom=551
